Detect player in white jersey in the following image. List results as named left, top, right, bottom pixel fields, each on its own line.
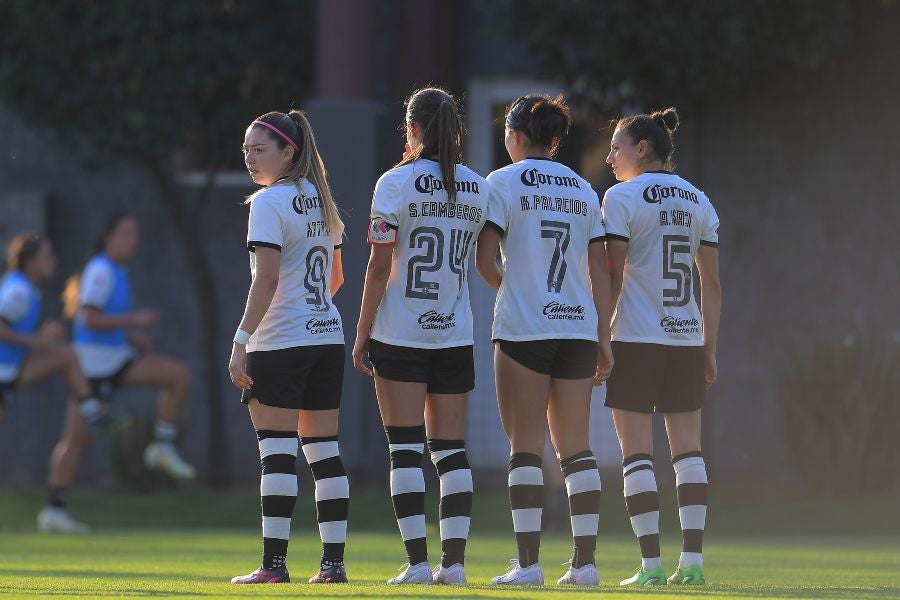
left=475, top=94, right=614, bottom=587
left=352, top=88, right=486, bottom=586
left=603, top=108, right=721, bottom=587
left=39, top=213, right=195, bottom=533
left=229, top=111, right=350, bottom=585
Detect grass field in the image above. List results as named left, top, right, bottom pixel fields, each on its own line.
left=1, top=490, right=899, bottom=599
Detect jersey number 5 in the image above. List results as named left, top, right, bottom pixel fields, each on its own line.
left=541, top=220, right=570, bottom=293
left=405, top=226, right=473, bottom=300
left=662, top=234, right=691, bottom=307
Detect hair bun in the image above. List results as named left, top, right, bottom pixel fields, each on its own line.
left=652, top=107, right=679, bottom=133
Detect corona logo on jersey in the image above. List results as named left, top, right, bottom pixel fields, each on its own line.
left=414, top=173, right=480, bottom=196
left=520, top=167, right=581, bottom=190
left=642, top=184, right=699, bottom=205
left=292, top=193, right=324, bottom=215
left=541, top=301, right=586, bottom=321
left=417, top=309, right=456, bottom=330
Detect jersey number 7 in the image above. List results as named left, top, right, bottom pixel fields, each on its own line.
left=541, top=220, right=571, bottom=293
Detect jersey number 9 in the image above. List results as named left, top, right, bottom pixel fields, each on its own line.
left=304, top=246, right=331, bottom=311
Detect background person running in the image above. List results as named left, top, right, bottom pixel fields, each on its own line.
left=475, top=94, right=614, bottom=587
left=0, top=234, right=107, bottom=533
left=352, top=87, right=487, bottom=586
left=229, top=110, right=350, bottom=585
left=603, top=107, right=721, bottom=586
left=41, top=213, right=195, bottom=531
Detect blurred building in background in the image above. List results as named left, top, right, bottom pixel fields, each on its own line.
left=1, top=0, right=898, bottom=495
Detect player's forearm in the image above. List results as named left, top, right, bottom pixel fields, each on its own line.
left=701, top=283, right=721, bottom=355
left=0, top=322, right=37, bottom=348
left=237, top=273, right=278, bottom=336
left=330, top=250, right=345, bottom=296
left=81, top=310, right=135, bottom=330
left=474, top=247, right=502, bottom=290
left=589, top=254, right=613, bottom=343
left=357, top=260, right=391, bottom=334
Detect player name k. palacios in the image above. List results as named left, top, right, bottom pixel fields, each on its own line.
left=643, top=183, right=699, bottom=205
left=418, top=309, right=456, bottom=330
left=542, top=301, right=586, bottom=320
left=521, top=195, right=589, bottom=215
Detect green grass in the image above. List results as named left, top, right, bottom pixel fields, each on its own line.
left=0, top=490, right=899, bottom=598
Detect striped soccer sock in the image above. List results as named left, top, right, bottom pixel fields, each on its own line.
left=428, top=439, right=472, bottom=567
left=622, top=454, right=661, bottom=571
left=386, top=425, right=427, bottom=565
left=256, top=430, right=298, bottom=571
left=560, top=450, right=601, bottom=569
left=301, top=436, right=349, bottom=563
left=508, top=452, right=543, bottom=567
left=673, top=452, right=708, bottom=568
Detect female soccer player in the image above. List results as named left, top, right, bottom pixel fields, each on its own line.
left=603, top=108, right=720, bottom=586
left=475, top=94, right=614, bottom=587
left=229, top=110, right=349, bottom=585
left=41, top=213, right=195, bottom=531
left=352, top=87, right=487, bottom=585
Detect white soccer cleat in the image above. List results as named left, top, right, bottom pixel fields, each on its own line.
left=37, top=507, right=90, bottom=534
left=491, top=559, right=544, bottom=585
left=557, top=562, right=600, bottom=586
left=387, top=562, right=433, bottom=585
left=432, top=563, right=467, bottom=585
left=143, top=442, right=196, bottom=480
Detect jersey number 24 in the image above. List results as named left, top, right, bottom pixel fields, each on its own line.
left=405, top=226, right=474, bottom=300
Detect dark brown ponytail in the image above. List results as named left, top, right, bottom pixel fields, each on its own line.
left=505, top=94, right=571, bottom=156
left=396, top=87, right=465, bottom=204
left=616, top=107, right=680, bottom=171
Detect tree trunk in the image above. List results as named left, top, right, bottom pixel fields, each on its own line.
left=148, top=164, right=231, bottom=488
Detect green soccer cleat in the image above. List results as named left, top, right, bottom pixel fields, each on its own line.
left=619, top=565, right=666, bottom=586
left=667, top=563, right=705, bottom=585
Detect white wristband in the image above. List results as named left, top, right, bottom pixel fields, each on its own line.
left=233, top=329, right=251, bottom=345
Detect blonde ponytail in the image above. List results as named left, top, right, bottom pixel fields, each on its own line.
left=288, top=110, right=344, bottom=241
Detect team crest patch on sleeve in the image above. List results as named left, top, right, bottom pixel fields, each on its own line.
left=368, top=217, right=397, bottom=245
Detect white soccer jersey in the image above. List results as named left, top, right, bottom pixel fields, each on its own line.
left=485, top=158, right=606, bottom=342
left=367, top=159, right=488, bottom=349
left=246, top=180, right=344, bottom=352
left=602, top=170, right=719, bottom=346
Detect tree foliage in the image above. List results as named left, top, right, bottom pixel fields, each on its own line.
left=0, top=0, right=317, bottom=486
left=0, top=0, right=315, bottom=168
left=486, top=0, right=884, bottom=109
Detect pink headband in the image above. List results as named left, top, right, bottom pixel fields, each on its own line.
left=252, top=120, right=299, bottom=151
